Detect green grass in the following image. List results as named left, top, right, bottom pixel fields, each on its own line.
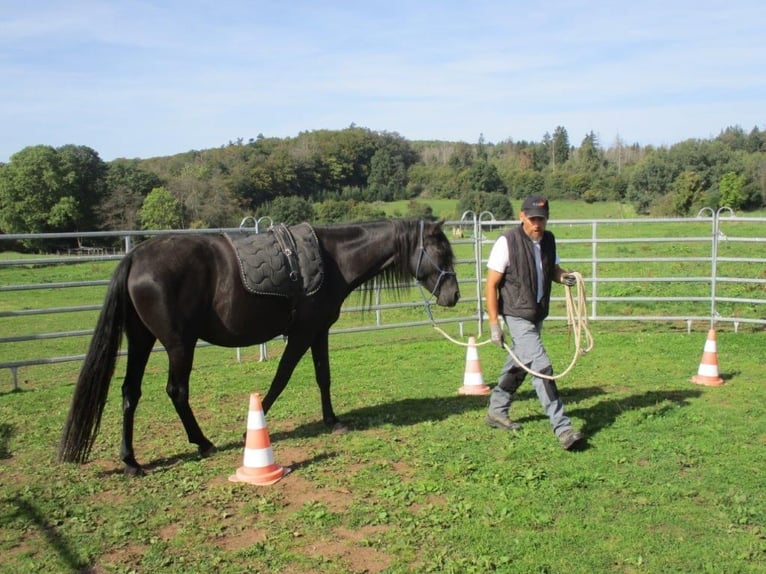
left=1, top=326, right=765, bottom=573
left=1, top=203, right=765, bottom=571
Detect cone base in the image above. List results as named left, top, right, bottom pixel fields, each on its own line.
left=229, top=463, right=287, bottom=486
left=458, top=385, right=491, bottom=395
left=691, top=375, right=724, bottom=387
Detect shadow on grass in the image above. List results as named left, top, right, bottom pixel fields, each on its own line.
left=483, top=385, right=703, bottom=441
left=271, top=394, right=491, bottom=440
left=272, top=385, right=704, bottom=440
left=95, top=438, right=245, bottom=476
left=1, top=495, right=90, bottom=573
left=1, top=423, right=13, bottom=459
left=117, top=385, right=704, bottom=472
left=568, top=387, right=704, bottom=440
left=272, top=385, right=704, bottom=444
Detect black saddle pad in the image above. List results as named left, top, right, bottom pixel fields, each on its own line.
left=225, top=223, right=324, bottom=298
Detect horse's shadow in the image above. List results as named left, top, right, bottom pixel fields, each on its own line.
left=134, top=384, right=704, bottom=472
left=271, top=384, right=703, bottom=443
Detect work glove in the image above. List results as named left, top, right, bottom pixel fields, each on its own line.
left=489, top=323, right=504, bottom=348
left=561, top=272, right=577, bottom=287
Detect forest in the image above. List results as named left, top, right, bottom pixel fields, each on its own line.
left=1, top=124, right=765, bottom=240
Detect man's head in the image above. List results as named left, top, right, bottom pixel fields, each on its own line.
left=520, top=195, right=549, bottom=241
left=521, top=195, right=549, bottom=219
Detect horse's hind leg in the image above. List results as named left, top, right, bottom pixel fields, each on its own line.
left=165, top=341, right=216, bottom=458
left=121, top=319, right=155, bottom=476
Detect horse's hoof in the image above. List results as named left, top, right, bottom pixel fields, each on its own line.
left=331, top=422, right=348, bottom=434
left=124, top=465, right=145, bottom=477
left=199, top=444, right=218, bottom=458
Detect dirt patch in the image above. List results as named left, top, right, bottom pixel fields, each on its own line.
left=216, top=526, right=268, bottom=552
left=92, top=542, right=148, bottom=573
left=212, top=442, right=398, bottom=571
left=302, top=525, right=392, bottom=573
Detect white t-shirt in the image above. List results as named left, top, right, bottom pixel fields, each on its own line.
left=487, top=234, right=560, bottom=303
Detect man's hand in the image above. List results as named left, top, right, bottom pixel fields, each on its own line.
left=561, top=272, right=577, bottom=287
left=489, top=323, right=504, bottom=348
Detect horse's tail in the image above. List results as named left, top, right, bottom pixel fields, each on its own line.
left=58, top=252, right=133, bottom=464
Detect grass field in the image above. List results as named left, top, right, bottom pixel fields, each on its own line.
left=1, top=201, right=765, bottom=572
left=1, top=324, right=765, bottom=573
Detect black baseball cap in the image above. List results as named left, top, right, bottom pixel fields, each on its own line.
left=521, top=195, right=549, bottom=219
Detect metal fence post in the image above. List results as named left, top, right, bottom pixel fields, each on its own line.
left=461, top=211, right=483, bottom=337
left=235, top=216, right=274, bottom=363
left=477, top=211, right=496, bottom=338
left=591, top=221, right=598, bottom=320
left=711, top=207, right=734, bottom=328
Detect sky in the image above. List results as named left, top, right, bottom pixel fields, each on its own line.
left=2, top=0, right=765, bottom=163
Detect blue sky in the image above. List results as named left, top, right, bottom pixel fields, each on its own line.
left=2, top=0, right=764, bottom=162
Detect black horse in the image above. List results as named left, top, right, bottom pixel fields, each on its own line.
left=58, top=219, right=459, bottom=475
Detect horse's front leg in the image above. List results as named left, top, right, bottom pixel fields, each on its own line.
left=261, top=336, right=311, bottom=416
left=311, top=330, right=346, bottom=433
left=166, top=343, right=216, bottom=459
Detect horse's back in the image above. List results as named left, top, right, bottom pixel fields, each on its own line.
left=127, top=234, right=296, bottom=347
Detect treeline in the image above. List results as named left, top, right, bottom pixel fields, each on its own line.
left=1, top=124, right=765, bottom=243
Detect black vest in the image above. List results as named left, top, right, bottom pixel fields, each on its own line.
left=498, top=224, right=557, bottom=322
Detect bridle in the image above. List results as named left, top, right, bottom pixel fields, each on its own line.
left=414, top=220, right=457, bottom=319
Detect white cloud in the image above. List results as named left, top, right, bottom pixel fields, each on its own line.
left=1, top=0, right=764, bottom=161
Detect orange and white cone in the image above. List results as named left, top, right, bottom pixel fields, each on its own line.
left=458, top=337, right=491, bottom=395
left=229, top=393, right=288, bottom=485
left=690, top=329, right=724, bottom=387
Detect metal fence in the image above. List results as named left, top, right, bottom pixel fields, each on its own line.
left=2, top=210, right=764, bottom=390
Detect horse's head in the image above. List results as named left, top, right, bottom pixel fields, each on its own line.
left=413, top=221, right=460, bottom=307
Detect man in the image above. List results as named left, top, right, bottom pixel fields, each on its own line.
left=485, top=195, right=584, bottom=450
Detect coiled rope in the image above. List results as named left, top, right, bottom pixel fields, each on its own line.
left=431, top=272, right=593, bottom=381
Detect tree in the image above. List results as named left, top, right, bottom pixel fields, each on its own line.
left=626, top=150, right=678, bottom=214
left=718, top=171, right=746, bottom=210
left=56, top=144, right=107, bottom=230
left=99, top=159, right=162, bottom=230
left=578, top=131, right=601, bottom=170
left=139, top=187, right=182, bottom=230
left=315, top=198, right=354, bottom=223
left=669, top=170, right=705, bottom=216
left=457, top=191, right=513, bottom=219
left=259, top=196, right=315, bottom=225
left=463, top=160, right=508, bottom=195
left=550, top=126, right=570, bottom=168
left=367, top=133, right=417, bottom=201
left=0, top=145, right=105, bottom=235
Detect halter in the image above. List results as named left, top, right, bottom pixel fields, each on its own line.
left=414, top=220, right=457, bottom=320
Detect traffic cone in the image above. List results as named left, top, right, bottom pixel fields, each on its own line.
left=458, top=337, right=491, bottom=395
left=229, top=393, right=288, bottom=485
left=690, top=329, right=724, bottom=387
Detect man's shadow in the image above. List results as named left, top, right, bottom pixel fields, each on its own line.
left=511, top=385, right=704, bottom=450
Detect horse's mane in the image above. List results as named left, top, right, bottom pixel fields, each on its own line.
left=313, top=218, right=448, bottom=312
left=357, top=218, right=427, bottom=311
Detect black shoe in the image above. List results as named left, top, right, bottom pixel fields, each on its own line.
left=558, top=429, right=584, bottom=450
left=485, top=414, right=522, bottom=431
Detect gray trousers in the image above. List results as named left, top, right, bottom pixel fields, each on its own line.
left=488, top=315, right=573, bottom=437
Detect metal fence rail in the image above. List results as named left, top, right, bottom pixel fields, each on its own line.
left=2, top=212, right=765, bottom=390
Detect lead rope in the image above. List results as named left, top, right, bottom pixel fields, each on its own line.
left=430, top=272, right=594, bottom=380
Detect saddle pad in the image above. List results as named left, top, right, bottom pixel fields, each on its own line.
left=225, top=223, right=324, bottom=298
